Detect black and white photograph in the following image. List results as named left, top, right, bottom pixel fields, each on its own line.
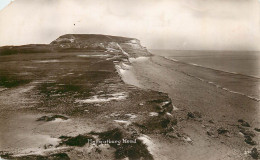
left=0, top=0, right=259, bottom=159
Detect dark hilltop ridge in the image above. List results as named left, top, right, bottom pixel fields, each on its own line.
left=0, top=34, right=151, bottom=57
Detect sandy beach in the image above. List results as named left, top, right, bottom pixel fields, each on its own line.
left=128, top=54, right=260, bottom=160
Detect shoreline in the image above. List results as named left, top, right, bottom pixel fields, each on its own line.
left=162, top=56, right=260, bottom=80
left=129, top=54, right=260, bottom=160
left=161, top=56, right=260, bottom=102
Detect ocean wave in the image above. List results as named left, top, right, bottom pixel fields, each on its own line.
left=163, top=56, right=260, bottom=102
left=163, top=56, right=260, bottom=79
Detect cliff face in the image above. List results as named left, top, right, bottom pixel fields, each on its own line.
left=0, top=34, right=151, bottom=57
left=51, top=34, right=151, bottom=57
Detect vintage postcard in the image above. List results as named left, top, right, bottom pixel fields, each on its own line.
left=0, top=0, right=259, bottom=159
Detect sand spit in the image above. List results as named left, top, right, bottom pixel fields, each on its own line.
left=115, top=62, right=142, bottom=87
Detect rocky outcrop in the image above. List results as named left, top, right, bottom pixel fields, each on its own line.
left=51, top=34, right=151, bottom=57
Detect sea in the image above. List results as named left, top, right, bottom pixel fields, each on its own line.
left=150, top=50, right=260, bottom=79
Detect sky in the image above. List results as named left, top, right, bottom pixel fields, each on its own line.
left=0, top=0, right=259, bottom=50
left=0, top=0, right=11, bottom=11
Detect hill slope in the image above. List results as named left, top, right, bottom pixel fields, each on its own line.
left=0, top=34, right=151, bottom=57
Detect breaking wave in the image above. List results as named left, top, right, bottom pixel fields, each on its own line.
left=163, top=56, right=260, bottom=102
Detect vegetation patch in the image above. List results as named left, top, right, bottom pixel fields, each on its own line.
left=239, top=127, right=255, bottom=137
left=96, top=128, right=153, bottom=160
left=244, top=135, right=257, bottom=145
left=135, top=114, right=177, bottom=134
left=217, top=127, right=229, bottom=134
left=0, top=48, right=18, bottom=56
left=187, top=111, right=202, bottom=119
left=0, top=153, right=70, bottom=160
left=254, top=128, right=260, bottom=132
left=147, top=98, right=173, bottom=114
left=0, top=72, right=30, bottom=88
left=0, top=45, right=52, bottom=56
left=39, top=83, right=83, bottom=96
left=250, top=148, right=259, bottom=159
left=238, top=119, right=250, bottom=127
left=59, top=134, right=94, bottom=147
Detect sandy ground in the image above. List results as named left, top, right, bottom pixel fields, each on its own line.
left=0, top=52, right=174, bottom=160
left=129, top=55, right=260, bottom=160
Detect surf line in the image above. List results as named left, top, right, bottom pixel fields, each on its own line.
left=158, top=56, right=260, bottom=102
left=163, top=56, right=260, bottom=79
